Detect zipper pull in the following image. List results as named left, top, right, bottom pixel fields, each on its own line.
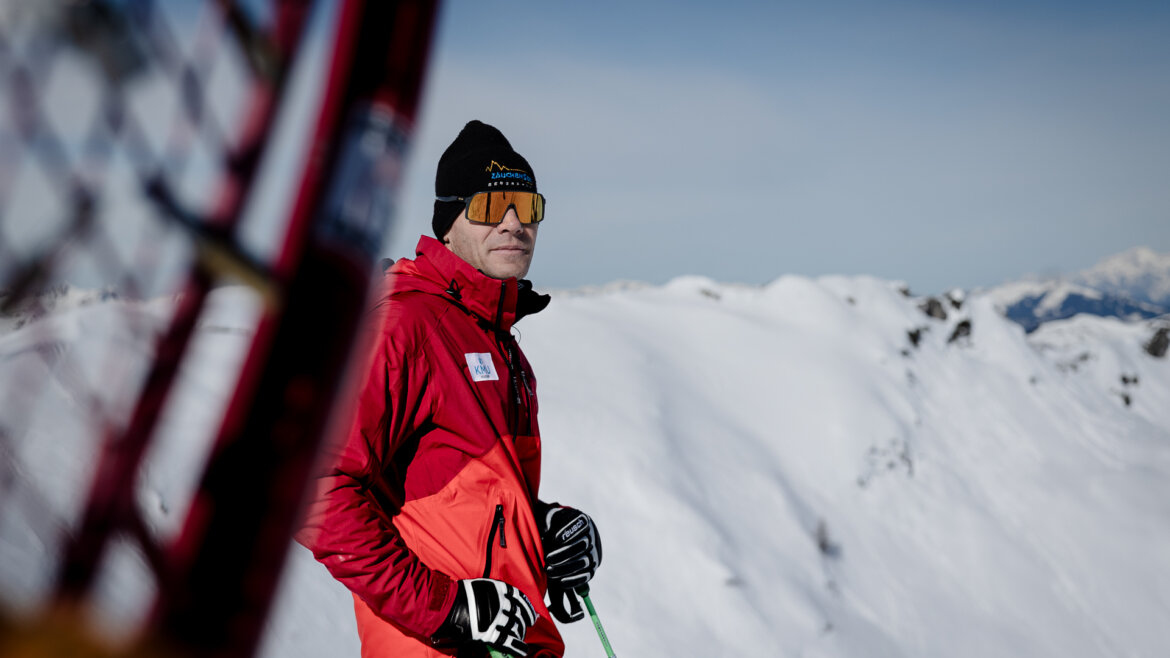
left=507, top=341, right=524, bottom=404
left=519, top=366, right=531, bottom=396
left=495, top=504, right=507, bottom=548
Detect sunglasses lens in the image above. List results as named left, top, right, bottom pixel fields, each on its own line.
left=466, top=191, right=544, bottom=224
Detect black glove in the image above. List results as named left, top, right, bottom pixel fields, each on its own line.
left=433, top=578, right=537, bottom=656
left=538, top=503, right=602, bottom=623
left=547, top=584, right=587, bottom=624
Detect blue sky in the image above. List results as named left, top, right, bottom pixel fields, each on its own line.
left=386, top=0, right=1170, bottom=293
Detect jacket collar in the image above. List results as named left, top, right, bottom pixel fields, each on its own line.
left=391, top=236, right=549, bottom=332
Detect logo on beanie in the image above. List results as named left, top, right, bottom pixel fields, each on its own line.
left=485, top=160, right=534, bottom=187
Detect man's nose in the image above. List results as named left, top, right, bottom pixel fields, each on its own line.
left=498, top=207, right=523, bottom=231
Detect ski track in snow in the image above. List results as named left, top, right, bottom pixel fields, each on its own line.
left=1, top=276, right=1168, bottom=658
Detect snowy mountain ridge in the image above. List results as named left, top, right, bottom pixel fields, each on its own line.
left=1, top=272, right=1169, bottom=657
left=1075, top=246, right=1170, bottom=306
left=980, top=246, right=1170, bottom=332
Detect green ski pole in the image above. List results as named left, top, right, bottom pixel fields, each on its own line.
left=580, top=587, right=617, bottom=658
left=488, top=587, right=616, bottom=658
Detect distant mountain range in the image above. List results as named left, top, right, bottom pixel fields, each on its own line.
left=982, top=247, right=1170, bottom=332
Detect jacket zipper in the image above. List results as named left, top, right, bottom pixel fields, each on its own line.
left=482, top=504, right=507, bottom=578
left=495, top=280, right=508, bottom=333
left=506, top=339, right=523, bottom=435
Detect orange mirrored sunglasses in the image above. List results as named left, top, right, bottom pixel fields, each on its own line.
left=437, top=190, right=545, bottom=225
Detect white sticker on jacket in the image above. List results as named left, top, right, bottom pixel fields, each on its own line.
left=465, top=352, right=500, bottom=382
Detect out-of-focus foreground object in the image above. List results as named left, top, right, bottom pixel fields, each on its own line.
left=0, top=0, right=439, bottom=655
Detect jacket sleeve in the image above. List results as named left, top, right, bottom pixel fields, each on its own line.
left=295, top=305, right=457, bottom=638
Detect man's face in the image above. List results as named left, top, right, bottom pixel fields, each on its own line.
left=443, top=205, right=539, bottom=280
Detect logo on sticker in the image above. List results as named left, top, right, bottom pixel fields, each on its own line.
left=465, top=352, right=499, bottom=382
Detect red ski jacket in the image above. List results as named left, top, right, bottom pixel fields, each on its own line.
left=296, top=236, right=563, bottom=657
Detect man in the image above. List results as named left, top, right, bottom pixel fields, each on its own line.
left=297, top=120, right=602, bottom=658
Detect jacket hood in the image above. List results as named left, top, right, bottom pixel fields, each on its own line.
left=388, top=235, right=549, bottom=333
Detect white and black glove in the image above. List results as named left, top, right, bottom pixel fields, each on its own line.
left=434, top=578, right=537, bottom=656
left=538, top=503, right=602, bottom=623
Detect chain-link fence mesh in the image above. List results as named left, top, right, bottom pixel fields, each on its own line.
left=0, top=0, right=293, bottom=634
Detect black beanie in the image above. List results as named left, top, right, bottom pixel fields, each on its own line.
left=432, top=120, right=537, bottom=238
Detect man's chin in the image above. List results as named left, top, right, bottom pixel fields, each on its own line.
left=483, top=254, right=532, bottom=280
left=484, top=264, right=530, bottom=280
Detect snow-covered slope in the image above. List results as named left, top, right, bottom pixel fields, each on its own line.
left=2, top=277, right=1169, bottom=657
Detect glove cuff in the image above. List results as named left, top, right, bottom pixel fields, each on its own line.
left=534, top=499, right=560, bottom=530
left=431, top=583, right=469, bottom=645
